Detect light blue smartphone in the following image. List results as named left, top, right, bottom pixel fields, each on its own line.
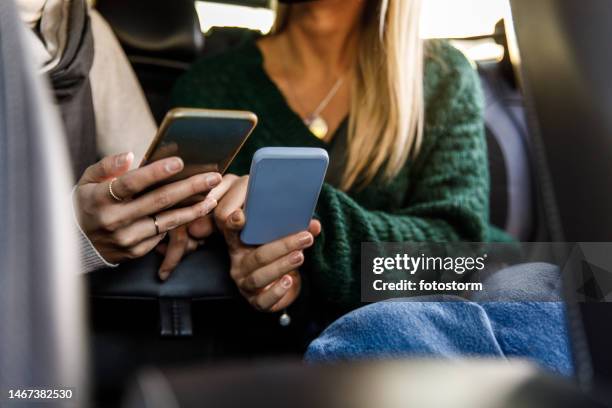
left=240, top=147, right=329, bottom=245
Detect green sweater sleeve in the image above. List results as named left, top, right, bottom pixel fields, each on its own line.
left=310, top=48, right=490, bottom=306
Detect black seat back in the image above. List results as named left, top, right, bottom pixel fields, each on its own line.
left=96, top=0, right=205, bottom=122
left=96, top=0, right=203, bottom=61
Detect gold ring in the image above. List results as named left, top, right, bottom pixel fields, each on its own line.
left=151, top=215, right=160, bottom=235
left=108, top=178, right=123, bottom=202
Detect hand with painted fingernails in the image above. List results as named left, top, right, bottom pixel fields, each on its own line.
left=73, top=151, right=222, bottom=265
left=154, top=173, right=243, bottom=280
left=210, top=174, right=322, bottom=312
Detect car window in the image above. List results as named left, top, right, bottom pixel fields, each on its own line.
left=194, top=0, right=510, bottom=61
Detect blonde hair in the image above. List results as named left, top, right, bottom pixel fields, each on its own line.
left=273, top=0, right=424, bottom=191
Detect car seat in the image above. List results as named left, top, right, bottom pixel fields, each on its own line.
left=96, top=0, right=205, bottom=122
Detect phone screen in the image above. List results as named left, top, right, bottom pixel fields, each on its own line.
left=141, top=109, right=257, bottom=186
left=137, top=109, right=256, bottom=205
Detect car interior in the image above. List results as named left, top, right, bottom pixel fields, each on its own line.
left=1, top=0, right=611, bottom=407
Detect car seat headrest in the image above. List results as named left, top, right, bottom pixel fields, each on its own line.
left=96, top=0, right=204, bottom=62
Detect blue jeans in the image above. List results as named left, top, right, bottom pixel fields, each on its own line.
left=305, top=263, right=573, bottom=377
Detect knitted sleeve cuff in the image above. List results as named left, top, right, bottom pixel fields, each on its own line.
left=71, top=186, right=118, bottom=273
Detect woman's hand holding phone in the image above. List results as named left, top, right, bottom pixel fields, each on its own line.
left=74, top=151, right=222, bottom=264
left=209, top=175, right=322, bottom=312
left=155, top=175, right=237, bottom=280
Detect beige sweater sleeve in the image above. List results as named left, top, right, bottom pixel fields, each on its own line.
left=77, top=10, right=157, bottom=272
left=88, top=9, right=157, bottom=166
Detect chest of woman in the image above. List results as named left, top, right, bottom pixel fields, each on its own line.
left=227, top=123, right=413, bottom=212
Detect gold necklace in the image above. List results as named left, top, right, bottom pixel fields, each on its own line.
left=282, top=41, right=345, bottom=140
left=302, top=77, right=344, bottom=140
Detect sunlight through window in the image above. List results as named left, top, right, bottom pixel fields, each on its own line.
left=420, top=0, right=510, bottom=39
left=195, top=1, right=275, bottom=34
left=195, top=0, right=511, bottom=60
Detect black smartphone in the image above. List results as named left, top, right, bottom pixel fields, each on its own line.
left=141, top=107, right=257, bottom=178
left=137, top=108, right=256, bottom=204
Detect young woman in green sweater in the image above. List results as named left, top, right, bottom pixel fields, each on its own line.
left=162, top=0, right=572, bottom=375
left=167, top=0, right=490, bottom=311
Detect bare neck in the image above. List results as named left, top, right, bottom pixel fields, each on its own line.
left=279, top=1, right=364, bottom=77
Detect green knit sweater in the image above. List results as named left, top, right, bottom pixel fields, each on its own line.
left=171, top=39, right=499, bottom=307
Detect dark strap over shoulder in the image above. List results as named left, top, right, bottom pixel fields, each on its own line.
left=47, top=0, right=97, bottom=180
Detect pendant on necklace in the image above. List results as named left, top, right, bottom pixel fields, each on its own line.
left=305, top=115, right=328, bottom=140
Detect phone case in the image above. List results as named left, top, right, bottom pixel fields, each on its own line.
left=240, top=147, right=329, bottom=245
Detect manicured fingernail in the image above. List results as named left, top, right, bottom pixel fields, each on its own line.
left=207, top=173, right=222, bottom=187
left=281, top=275, right=293, bottom=289
left=165, top=158, right=183, bottom=173
left=116, top=152, right=133, bottom=167
left=231, top=211, right=241, bottom=223
left=297, top=232, right=313, bottom=247
left=159, top=270, right=169, bottom=280
left=290, top=251, right=303, bottom=265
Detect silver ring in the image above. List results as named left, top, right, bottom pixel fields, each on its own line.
left=151, top=215, right=160, bottom=235
left=108, top=178, right=123, bottom=202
